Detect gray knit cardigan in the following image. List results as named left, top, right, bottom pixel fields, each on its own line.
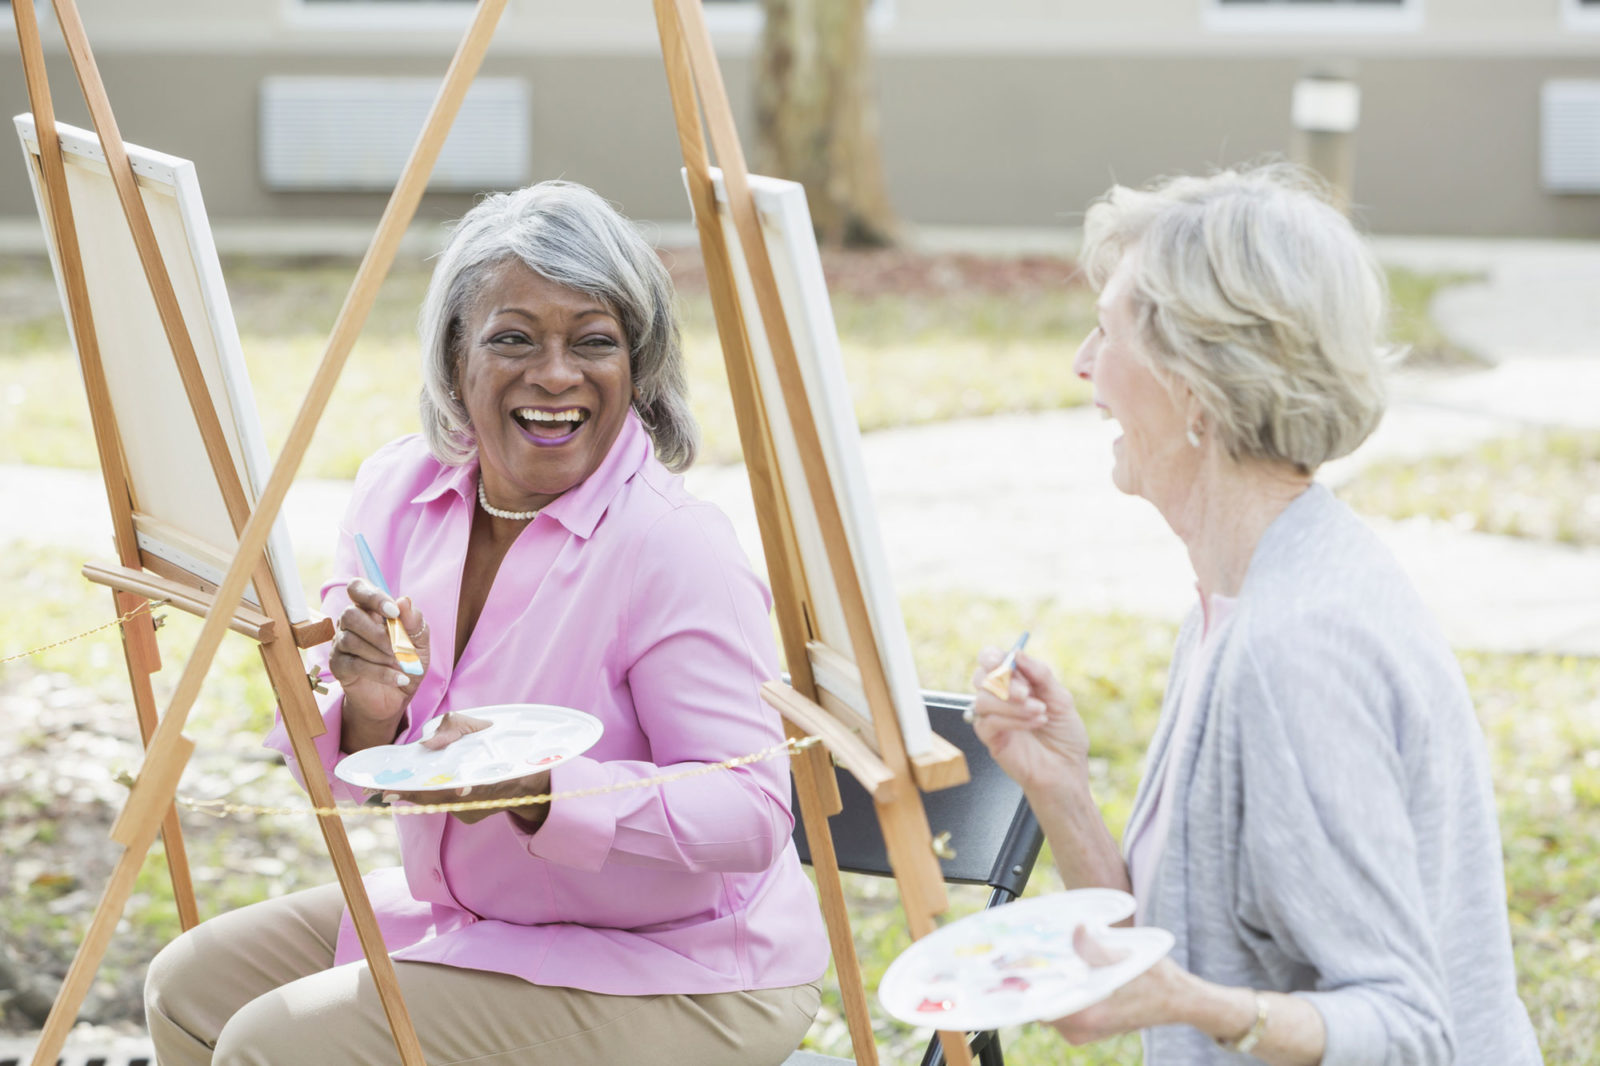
left=1130, top=484, right=1541, bottom=1064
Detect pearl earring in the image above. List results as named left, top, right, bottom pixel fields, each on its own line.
left=1186, top=426, right=1202, bottom=448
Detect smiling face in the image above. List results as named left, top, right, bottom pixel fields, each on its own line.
left=1072, top=252, right=1198, bottom=505
left=455, top=259, right=633, bottom=513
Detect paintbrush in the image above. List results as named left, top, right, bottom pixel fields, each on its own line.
left=980, top=630, right=1031, bottom=700
left=354, top=533, right=424, bottom=677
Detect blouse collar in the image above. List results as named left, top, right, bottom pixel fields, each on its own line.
left=409, top=409, right=654, bottom=540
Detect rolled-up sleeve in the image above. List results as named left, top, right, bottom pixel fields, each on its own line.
left=1230, top=634, right=1454, bottom=1066
left=522, top=503, right=791, bottom=874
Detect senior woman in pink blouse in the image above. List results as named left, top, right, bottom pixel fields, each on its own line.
left=143, top=181, right=828, bottom=1066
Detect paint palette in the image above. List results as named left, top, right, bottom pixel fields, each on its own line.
left=334, top=704, right=603, bottom=792
left=878, top=889, right=1174, bottom=1030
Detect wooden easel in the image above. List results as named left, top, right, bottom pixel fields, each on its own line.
left=17, top=2, right=975, bottom=1065
left=652, top=4, right=974, bottom=1064
left=11, top=1, right=512, bottom=1063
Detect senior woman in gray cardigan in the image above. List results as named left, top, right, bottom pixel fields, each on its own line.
left=968, top=165, right=1540, bottom=1065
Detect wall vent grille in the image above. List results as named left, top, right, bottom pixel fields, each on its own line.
left=259, top=76, right=529, bottom=192
left=1542, top=80, right=1600, bottom=194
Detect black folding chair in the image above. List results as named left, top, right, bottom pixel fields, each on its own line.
left=785, top=691, right=1045, bottom=1066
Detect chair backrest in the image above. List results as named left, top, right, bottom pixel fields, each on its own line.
left=792, top=691, right=1042, bottom=897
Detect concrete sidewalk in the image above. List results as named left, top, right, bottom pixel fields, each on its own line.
left=729, top=239, right=1600, bottom=654
left=690, top=368, right=1600, bottom=657
left=1, top=240, right=1596, bottom=657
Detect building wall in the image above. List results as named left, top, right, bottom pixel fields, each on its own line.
left=15, top=0, right=1589, bottom=50
left=878, top=53, right=1600, bottom=237
left=2, top=1, right=1598, bottom=238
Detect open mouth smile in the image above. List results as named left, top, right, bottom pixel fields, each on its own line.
left=1093, top=401, right=1125, bottom=447
left=511, top=406, right=590, bottom=446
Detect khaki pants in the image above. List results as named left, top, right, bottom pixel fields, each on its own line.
left=144, top=884, right=820, bottom=1066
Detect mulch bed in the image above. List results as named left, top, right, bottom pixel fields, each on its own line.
left=659, top=245, right=1085, bottom=299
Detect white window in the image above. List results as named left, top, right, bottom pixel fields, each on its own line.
left=1205, top=0, right=1423, bottom=35
left=1542, top=81, right=1600, bottom=193
left=701, top=0, right=895, bottom=35
left=284, top=0, right=476, bottom=32
left=258, top=76, right=530, bottom=191
left=1567, top=0, right=1600, bottom=32
left=700, top=0, right=763, bottom=34
left=2, top=2, right=57, bottom=38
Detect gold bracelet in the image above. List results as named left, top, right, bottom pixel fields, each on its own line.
left=1215, top=990, right=1269, bottom=1054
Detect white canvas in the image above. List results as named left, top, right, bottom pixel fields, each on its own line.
left=15, top=114, right=310, bottom=624
left=703, top=168, right=934, bottom=759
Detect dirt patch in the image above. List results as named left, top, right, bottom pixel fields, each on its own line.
left=0, top=666, right=396, bottom=1033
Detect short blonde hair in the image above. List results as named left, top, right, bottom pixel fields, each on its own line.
left=1080, top=163, right=1397, bottom=473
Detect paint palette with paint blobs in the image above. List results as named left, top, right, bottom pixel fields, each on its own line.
left=878, top=889, right=1175, bottom=1030
left=334, top=704, right=603, bottom=792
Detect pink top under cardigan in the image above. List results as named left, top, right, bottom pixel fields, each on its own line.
left=265, top=412, right=829, bottom=995
left=1123, top=590, right=1236, bottom=925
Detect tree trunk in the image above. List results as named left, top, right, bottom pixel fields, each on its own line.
left=755, top=0, right=898, bottom=247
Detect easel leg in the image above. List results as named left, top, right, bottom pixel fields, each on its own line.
left=260, top=640, right=427, bottom=1066
left=903, top=919, right=974, bottom=1066
left=880, top=798, right=974, bottom=1066
left=28, top=729, right=190, bottom=1066
left=30, top=846, right=149, bottom=1066
left=789, top=727, right=880, bottom=1066
left=114, top=589, right=200, bottom=931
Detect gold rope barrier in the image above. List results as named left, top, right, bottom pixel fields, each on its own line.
left=8, top=605, right=821, bottom=821
left=117, top=734, right=824, bottom=819
left=0, top=598, right=169, bottom=666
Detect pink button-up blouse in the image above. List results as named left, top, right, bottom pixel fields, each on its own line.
left=266, top=412, right=828, bottom=995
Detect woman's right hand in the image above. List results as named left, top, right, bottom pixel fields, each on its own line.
left=968, top=650, right=1091, bottom=796
left=329, top=578, right=431, bottom=743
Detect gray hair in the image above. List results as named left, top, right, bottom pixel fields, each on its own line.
left=418, top=180, right=697, bottom=471
left=1080, top=163, right=1397, bottom=474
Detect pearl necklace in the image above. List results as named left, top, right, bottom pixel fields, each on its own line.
left=477, top=479, right=540, bottom=522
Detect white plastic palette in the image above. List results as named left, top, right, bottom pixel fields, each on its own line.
left=878, top=889, right=1174, bottom=1030
left=334, top=704, right=602, bottom=792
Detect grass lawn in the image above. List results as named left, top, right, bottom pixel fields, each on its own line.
left=0, top=251, right=1564, bottom=1058
left=1342, top=429, right=1600, bottom=548
left=862, top=597, right=1597, bottom=1065
left=0, top=255, right=1474, bottom=478
left=1386, top=269, right=1489, bottom=369
left=0, top=253, right=1093, bottom=476
left=1, top=554, right=1592, bottom=1062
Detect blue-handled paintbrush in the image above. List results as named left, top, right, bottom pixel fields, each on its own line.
left=354, top=533, right=424, bottom=677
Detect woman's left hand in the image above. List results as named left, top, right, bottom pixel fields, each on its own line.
left=1050, top=926, right=1193, bottom=1045
left=376, top=713, right=553, bottom=828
